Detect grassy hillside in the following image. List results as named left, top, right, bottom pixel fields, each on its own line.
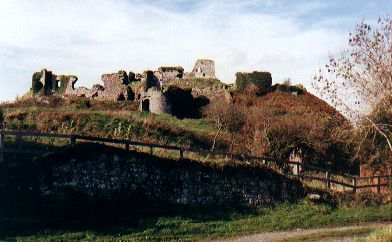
left=0, top=88, right=353, bottom=172
left=0, top=97, right=221, bottom=149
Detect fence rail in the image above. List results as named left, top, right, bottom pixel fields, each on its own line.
left=0, top=130, right=391, bottom=193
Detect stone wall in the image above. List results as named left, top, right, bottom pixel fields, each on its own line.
left=38, top=143, right=305, bottom=207
left=64, top=72, right=133, bottom=101
left=155, top=66, right=184, bottom=80
left=97, top=73, right=133, bottom=101
left=190, top=59, right=216, bottom=78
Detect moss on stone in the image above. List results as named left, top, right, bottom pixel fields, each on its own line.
left=58, top=75, right=77, bottom=94
left=31, top=72, right=43, bottom=94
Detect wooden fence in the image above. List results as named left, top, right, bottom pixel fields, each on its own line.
left=0, top=130, right=391, bottom=193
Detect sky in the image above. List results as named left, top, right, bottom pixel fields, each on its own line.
left=0, top=0, right=391, bottom=102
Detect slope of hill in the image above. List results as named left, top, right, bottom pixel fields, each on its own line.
left=206, top=89, right=353, bottom=172
left=0, top=88, right=353, bottom=171
left=0, top=97, right=221, bottom=150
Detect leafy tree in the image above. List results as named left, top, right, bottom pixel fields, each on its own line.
left=313, top=15, right=392, bottom=166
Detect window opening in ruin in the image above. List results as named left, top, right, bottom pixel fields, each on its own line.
left=142, top=99, right=150, bottom=112
left=117, top=94, right=125, bottom=101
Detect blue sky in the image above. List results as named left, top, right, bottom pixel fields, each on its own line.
left=0, top=0, right=391, bottom=101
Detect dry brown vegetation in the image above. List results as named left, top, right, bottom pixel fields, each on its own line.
left=204, top=90, right=356, bottom=172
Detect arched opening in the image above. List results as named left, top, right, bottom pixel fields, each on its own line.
left=141, top=99, right=150, bottom=112
left=117, top=94, right=125, bottom=101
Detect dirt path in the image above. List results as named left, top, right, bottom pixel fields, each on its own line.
left=216, top=222, right=390, bottom=242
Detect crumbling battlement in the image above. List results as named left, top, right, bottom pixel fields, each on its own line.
left=64, top=72, right=134, bottom=101
left=155, top=66, right=184, bottom=80
left=97, top=73, right=133, bottom=101
left=31, top=59, right=223, bottom=108
left=31, top=69, right=78, bottom=96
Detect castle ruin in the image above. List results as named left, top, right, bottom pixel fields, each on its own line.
left=189, top=59, right=215, bottom=78
left=31, top=59, right=225, bottom=116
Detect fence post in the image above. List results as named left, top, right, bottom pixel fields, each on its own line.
left=296, top=163, right=300, bottom=177
left=70, top=136, right=76, bottom=146
left=0, top=133, right=4, bottom=163
left=326, top=172, right=331, bottom=189
left=353, top=177, right=357, bottom=193
left=179, top=149, right=183, bottom=159
left=124, top=143, right=129, bottom=150
left=377, top=176, right=381, bottom=193
left=150, top=146, right=153, bottom=155
left=16, top=134, right=22, bottom=150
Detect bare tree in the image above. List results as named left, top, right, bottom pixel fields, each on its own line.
left=313, top=15, right=392, bottom=154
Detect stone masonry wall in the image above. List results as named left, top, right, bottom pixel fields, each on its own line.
left=97, top=73, right=132, bottom=101
left=191, top=59, right=215, bottom=78
left=38, top=144, right=304, bottom=207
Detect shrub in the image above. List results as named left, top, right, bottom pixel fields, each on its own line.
left=71, top=98, right=91, bottom=109
left=204, top=95, right=246, bottom=133
left=332, top=191, right=383, bottom=207
left=31, top=72, right=43, bottom=94
left=235, top=71, right=272, bottom=94
left=272, top=83, right=307, bottom=95
left=92, top=84, right=105, bottom=91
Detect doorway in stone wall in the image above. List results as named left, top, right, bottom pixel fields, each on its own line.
left=142, top=99, right=150, bottom=112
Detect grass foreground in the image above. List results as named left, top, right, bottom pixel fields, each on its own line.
left=2, top=201, right=391, bottom=241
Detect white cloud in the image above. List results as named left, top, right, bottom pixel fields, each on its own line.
left=0, top=0, right=350, bottom=101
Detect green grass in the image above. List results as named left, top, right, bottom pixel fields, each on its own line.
left=358, top=225, right=392, bottom=242
left=1, top=106, right=221, bottom=149
left=2, top=202, right=391, bottom=241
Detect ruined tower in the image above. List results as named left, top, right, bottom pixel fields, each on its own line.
left=191, top=59, right=215, bottom=79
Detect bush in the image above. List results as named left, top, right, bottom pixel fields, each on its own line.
left=332, top=191, right=383, bottom=207
left=71, top=98, right=91, bottom=109
left=235, top=71, right=272, bottom=95
left=204, top=96, right=246, bottom=133
left=272, top=83, right=307, bottom=95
